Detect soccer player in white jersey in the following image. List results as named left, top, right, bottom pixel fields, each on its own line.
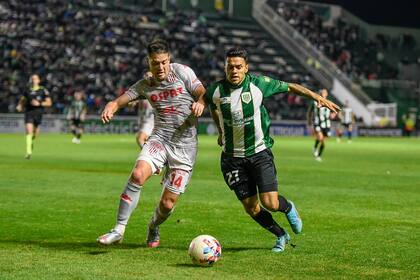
left=135, top=99, right=154, bottom=148
left=308, top=89, right=336, bottom=161
left=97, top=39, right=206, bottom=247
left=205, top=47, right=339, bottom=252
left=336, top=100, right=355, bottom=143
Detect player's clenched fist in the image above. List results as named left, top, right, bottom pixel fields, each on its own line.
left=191, top=101, right=204, bottom=117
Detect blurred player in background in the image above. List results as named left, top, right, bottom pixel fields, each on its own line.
left=97, top=39, right=206, bottom=247
left=136, top=95, right=154, bottom=149
left=308, top=89, right=335, bottom=162
left=205, top=47, right=339, bottom=252
left=67, top=90, right=87, bottom=144
left=16, top=74, right=52, bottom=159
left=336, top=100, right=355, bottom=143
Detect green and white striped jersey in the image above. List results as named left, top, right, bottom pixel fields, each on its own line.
left=67, top=100, right=86, bottom=119
left=312, top=101, right=331, bottom=129
left=205, top=74, right=289, bottom=157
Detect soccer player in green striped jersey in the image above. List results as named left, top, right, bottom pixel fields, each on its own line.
left=307, top=89, right=336, bottom=161
left=205, top=47, right=340, bottom=252
left=67, top=90, right=87, bottom=144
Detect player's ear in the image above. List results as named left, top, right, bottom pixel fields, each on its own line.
left=244, top=62, right=249, bottom=74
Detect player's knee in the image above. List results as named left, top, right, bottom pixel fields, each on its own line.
left=159, top=197, right=175, bottom=212
left=130, top=169, right=147, bottom=185
left=244, top=204, right=260, bottom=217
left=261, top=202, right=278, bottom=212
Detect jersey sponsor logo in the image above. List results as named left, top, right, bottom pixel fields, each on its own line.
left=264, top=76, right=271, bottom=82
left=241, top=92, right=252, bottom=104
left=220, top=97, right=230, bottom=104
left=150, top=87, right=183, bottom=102
left=224, top=113, right=253, bottom=127
left=159, top=105, right=180, bottom=115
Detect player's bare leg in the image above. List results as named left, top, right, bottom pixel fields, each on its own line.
left=25, top=123, right=35, bottom=159
left=314, top=132, right=324, bottom=161
left=241, top=194, right=290, bottom=252
left=347, top=125, right=353, bottom=143
left=97, top=160, right=153, bottom=245
left=147, top=189, right=180, bottom=247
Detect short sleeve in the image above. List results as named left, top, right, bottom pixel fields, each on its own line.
left=125, top=80, right=146, bottom=101
left=172, top=63, right=203, bottom=93
left=205, top=83, right=218, bottom=110
left=254, top=75, right=289, bottom=98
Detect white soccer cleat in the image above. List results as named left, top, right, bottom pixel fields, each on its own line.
left=315, top=156, right=322, bottom=162
left=97, top=229, right=123, bottom=245
left=72, top=137, right=81, bottom=144
left=313, top=148, right=319, bottom=157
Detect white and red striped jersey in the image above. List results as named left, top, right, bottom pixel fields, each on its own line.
left=126, top=63, right=203, bottom=147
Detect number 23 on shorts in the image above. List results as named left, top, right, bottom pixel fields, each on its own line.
left=225, top=170, right=239, bottom=186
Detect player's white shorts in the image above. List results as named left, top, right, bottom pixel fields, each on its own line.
left=137, top=137, right=197, bottom=194
left=138, top=121, right=154, bottom=136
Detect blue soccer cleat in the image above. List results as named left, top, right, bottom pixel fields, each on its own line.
left=286, top=200, right=302, bottom=234
left=272, top=232, right=290, bottom=253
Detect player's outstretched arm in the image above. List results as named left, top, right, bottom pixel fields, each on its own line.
left=288, top=83, right=341, bottom=113
left=191, top=85, right=206, bottom=117
left=101, top=94, right=131, bottom=123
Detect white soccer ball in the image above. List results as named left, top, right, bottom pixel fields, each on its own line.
left=188, top=235, right=222, bottom=266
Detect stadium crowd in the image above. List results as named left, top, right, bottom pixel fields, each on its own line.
left=0, top=1, right=226, bottom=115
left=271, top=1, right=413, bottom=82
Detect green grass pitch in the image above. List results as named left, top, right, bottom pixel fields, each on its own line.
left=0, top=134, right=419, bottom=279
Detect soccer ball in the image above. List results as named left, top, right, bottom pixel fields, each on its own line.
left=188, top=235, right=222, bottom=266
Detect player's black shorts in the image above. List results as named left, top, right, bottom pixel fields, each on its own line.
left=314, top=126, right=330, bottom=137
left=341, top=123, right=351, bottom=129
left=71, top=118, right=83, bottom=127
left=220, top=149, right=278, bottom=201
left=24, top=110, right=43, bottom=127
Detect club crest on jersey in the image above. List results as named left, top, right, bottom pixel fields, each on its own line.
left=241, top=92, right=252, bottom=104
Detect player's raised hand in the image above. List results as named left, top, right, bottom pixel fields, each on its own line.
left=191, top=101, right=204, bottom=117
left=101, top=101, right=118, bottom=123
left=316, top=96, right=341, bottom=113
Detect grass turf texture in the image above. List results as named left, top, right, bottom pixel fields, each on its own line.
left=0, top=134, right=419, bottom=279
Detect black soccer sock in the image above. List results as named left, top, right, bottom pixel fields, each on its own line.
left=314, top=139, right=319, bottom=149
left=318, top=143, right=325, bottom=156
left=348, top=131, right=352, bottom=140
left=76, top=132, right=82, bottom=139
left=71, top=129, right=77, bottom=136
left=252, top=207, right=285, bottom=237
left=278, top=195, right=292, bottom=213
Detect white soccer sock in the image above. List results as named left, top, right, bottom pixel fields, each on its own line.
left=114, top=224, right=126, bottom=235
left=116, top=181, right=142, bottom=231
left=149, top=206, right=174, bottom=229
